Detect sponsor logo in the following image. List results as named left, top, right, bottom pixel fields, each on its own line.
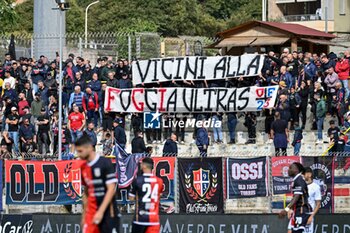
left=0, top=220, right=33, bottom=233
left=63, top=162, right=82, bottom=201
left=40, top=219, right=81, bottom=233
left=144, top=112, right=162, bottom=129
left=144, top=112, right=222, bottom=129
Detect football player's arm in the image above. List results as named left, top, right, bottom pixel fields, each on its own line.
left=94, top=183, right=116, bottom=219
left=81, top=188, right=88, bottom=228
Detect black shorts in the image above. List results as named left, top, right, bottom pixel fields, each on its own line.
left=103, top=118, right=113, bottom=131
left=291, top=207, right=311, bottom=232
left=84, top=209, right=119, bottom=233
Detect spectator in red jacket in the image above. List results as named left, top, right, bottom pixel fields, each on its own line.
left=82, top=86, right=99, bottom=127
left=336, top=56, right=350, bottom=97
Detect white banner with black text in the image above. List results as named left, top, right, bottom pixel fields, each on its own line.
left=132, top=54, right=264, bottom=85
left=104, top=86, right=278, bottom=113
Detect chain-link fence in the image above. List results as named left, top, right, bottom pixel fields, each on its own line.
left=0, top=32, right=219, bottom=63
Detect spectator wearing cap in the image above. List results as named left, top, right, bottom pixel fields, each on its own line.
left=68, top=85, right=85, bottom=109
left=163, top=132, right=178, bottom=157
left=31, top=93, right=44, bottom=122
left=315, top=93, right=327, bottom=144
left=83, top=122, right=97, bottom=146
left=2, top=70, right=16, bottom=89
left=19, top=117, right=36, bottom=153
left=82, top=87, right=99, bottom=127
left=6, top=107, right=20, bottom=152
left=119, top=72, right=132, bottom=89
left=113, top=119, right=126, bottom=149
left=36, top=108, right=50, bottom=154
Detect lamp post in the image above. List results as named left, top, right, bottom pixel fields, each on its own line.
left=85, top=1, right=100, bottom=48
left=54, top=0, right=69, bottom=160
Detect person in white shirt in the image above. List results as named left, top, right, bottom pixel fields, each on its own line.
left=2, top=70, right=16, bottom=89
left=303, top=167, right=322, bottom=233
left=287, top=167, right=321, bottom=233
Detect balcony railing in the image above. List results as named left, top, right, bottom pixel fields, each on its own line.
left=283, top=14, right=321, bottom=22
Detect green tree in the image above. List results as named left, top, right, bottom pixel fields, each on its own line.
left=0, top=0, right=19, bottom=33
left=3, top=0, right=262, bottom=37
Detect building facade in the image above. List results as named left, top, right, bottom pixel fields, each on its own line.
left=268, top=0, right=350, bottom=52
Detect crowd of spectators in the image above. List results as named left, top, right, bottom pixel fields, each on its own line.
left=0, top=48, right=350, bottom=158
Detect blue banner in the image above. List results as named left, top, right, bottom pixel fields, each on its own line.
left=226, top=157, right=268, bottom=198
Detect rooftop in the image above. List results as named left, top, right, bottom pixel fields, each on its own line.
left=217, top=20, right=336, bottom=39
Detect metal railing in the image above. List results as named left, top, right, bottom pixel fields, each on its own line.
left=283, top=14, right=321, bottom=22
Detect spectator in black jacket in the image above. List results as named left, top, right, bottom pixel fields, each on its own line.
left=113, top=119, right=126, bottom=149
left=163, top=133, right=178, bottom=157
left=131, top=131, right=147, bottom=154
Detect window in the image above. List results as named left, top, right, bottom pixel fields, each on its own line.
left=339, top=0, right=346, bottom=15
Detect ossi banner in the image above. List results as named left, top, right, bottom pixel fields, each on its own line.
left=178, top=158, right=224, bottom=214
left=5, top=160, right=84, bottom=205
left=271, top=156, right=300, bottom=195
left=104, top=86, right=278, bottom=113
left=226, top=157, right=268, bottom=198
left=132, top=54, right=264, bottom=85
left=302, top=156, right=334, bottom=213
